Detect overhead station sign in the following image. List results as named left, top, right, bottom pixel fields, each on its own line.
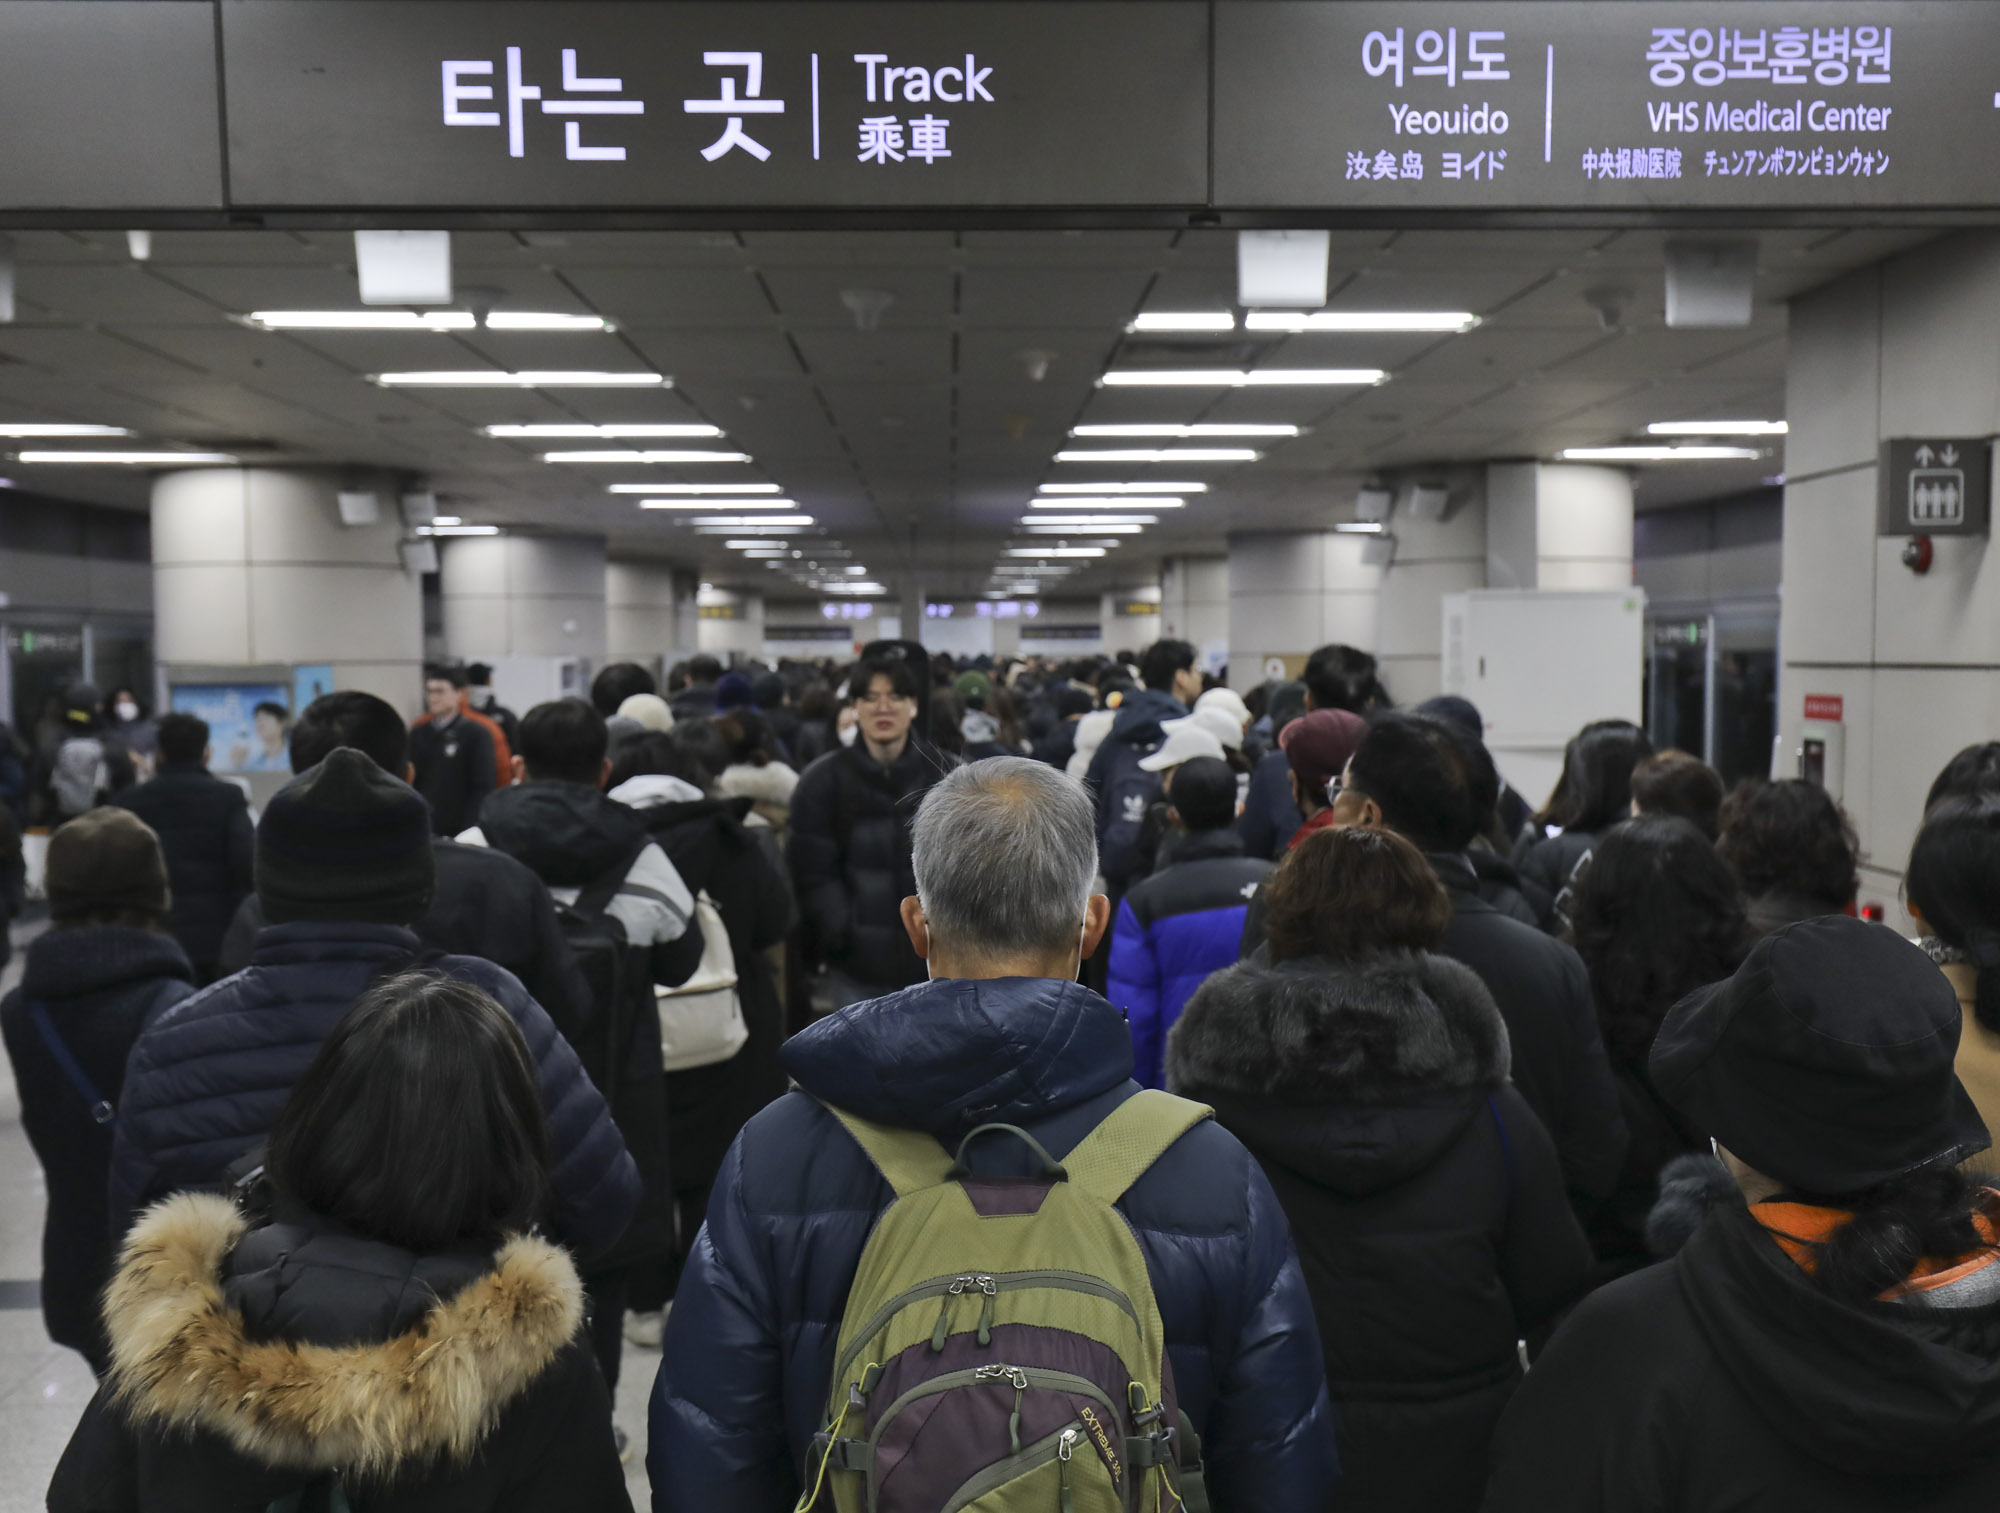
left=219, top=1, right=1209, bottom=208
left=1214, top=2, right=1965, bottom=208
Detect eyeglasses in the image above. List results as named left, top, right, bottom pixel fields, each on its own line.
left=1324, top=774, right=1345, bottom=803
left=856, top=692, right=913, bottom=709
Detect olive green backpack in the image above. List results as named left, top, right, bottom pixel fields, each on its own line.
left=798, top=1088, right=1214, bottom=1513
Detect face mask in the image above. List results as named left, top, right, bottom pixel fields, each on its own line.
left=469, top=685, right=491, bottom=702
left=839, top=722, right=859, bottom=747
left=114, top=701, right=139, bottom=722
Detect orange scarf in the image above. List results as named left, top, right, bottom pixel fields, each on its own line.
left=1753, top=1190, right=2000, bottom=1300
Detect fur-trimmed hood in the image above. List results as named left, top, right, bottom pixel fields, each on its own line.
left=102, top=1193, right=583, bottom=1479
left=1167, top=951, right=1513, bottom=1198
left=1168, top=949, right=1510, bottom=1103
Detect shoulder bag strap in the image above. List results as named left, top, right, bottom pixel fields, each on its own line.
left=1062, top=1088, right=1213, bottom=1205
left=571, top=834, right=652, bottom=922
left=28, top=1002, right=114, bottom=1125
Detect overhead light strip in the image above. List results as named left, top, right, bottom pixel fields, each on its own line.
left=1127, top=312, right=1237, bottom=332
left=0, top=423, right=135, bottom=437
left=639, top=498, right=798, bottom=510
left=489, top=424, right=721, bottom=438
left=1054, top=448, right=1259, bottom=462
left=1071, top=424, right=1298, bottom=438
left=373, top=371, right=667, bottom=387
left=1020, top=514, right=1160, bottom=526
left=610, top=482, right=778, bottom=494
left=685, top=514, right=815, bottom=527
left=1038, top=481, right=1208, bottom=494
left=544, top=449, right=749, bottom=463
left=1243, top=311, right=1479, bottom=333
left=16, top=450, right=238, bottom=465
left=1100, top=369, right=1385, bottom=387
left=1560, top=445, right=1763, bottom=462
left=1029, top=496, right=1183, bottom=510
left=250, top=310, right=608, bottom=331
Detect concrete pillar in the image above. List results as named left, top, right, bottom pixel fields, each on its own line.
left=695, top=586, right=764, bottom=658
left=440, top=534, right=607, bottom=666
left=1160, top=555, right=1229, bottom=670
left=1780, top=231, right=2000, bottom=922
left=151, top=467, right=422, bottom=714
left=1373, top=474, right=1489, bottom=705
left=1101, top=586, right=1161, bottom=660
left=1485, top=462, right=1634, bottom=591
left=605, top=558, right=689, bottom=677
left=1226, top=531, right=1382, bottom=690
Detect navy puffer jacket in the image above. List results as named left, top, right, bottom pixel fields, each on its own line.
left=648, top=974, right=1338, bottom=1513
left=109, top=920, right=640, bottom=1259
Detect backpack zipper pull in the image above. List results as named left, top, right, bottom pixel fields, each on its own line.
left=1008, top=1379, right=1023, bottom=1454
left=976, top=1274, right=996, bottom=1346
left=1057, top=1428, right=1079, bottom=1513
left=930, top=1290, right=955, bottom=1352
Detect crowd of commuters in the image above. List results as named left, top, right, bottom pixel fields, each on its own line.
left=6, top=636, right=2000, bottom=1512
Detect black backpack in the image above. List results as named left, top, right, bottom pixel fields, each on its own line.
left=553, top=837, right=675, bottom=1269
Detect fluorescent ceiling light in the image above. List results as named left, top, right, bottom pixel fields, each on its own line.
left=373, top=371, right=666, bottom=387
left=0, top=423, right=134, bottom=437
left=1055, top=448, right=1259, bottom=463
left=1038, top=481, right=1208, bottom=494
left=640, top=498, right=798, bottom=511
left=1128, top=312, right=1237, bottom=332
left=1333, top=522, right=1385, bottom=534
left=1021, top=514, right=1160, bottom=526
left=610, top=482, right=779, bottom=495
left=1100, top=369, right=1385, bottom=387
left=687, top=515, right=814, bottom=527
left=250, top=310, right=608, bottom=331
left=713, top=532, right=808, bottom=543
left=1243, top=311, right=1479, bottom=333
left=1559, top=445, right=1763, bottom=462
left=742, top=550, right=790, bottom=558
left=1021, top=523, right=1144, bottom=534
left=1071, top=424, right=1298, bottom=438
left=845, top=565, right=870, bottom=575
left=416, top=523, right=501, bottom=535
left=824, top=583, right=888, bottom=594
left=16, top=449, right=237, bottom=465
left=430, top=515, right=462, bottom=525
left=1029, top=497, right=1183, bottom=510
left=1646, top=420, right=1788, bottom=436
left=488, top=424, right=721, bottom=438
left=1006, top=547, right=1107, bottom=558
left=544, top=449, right=748, bottom=463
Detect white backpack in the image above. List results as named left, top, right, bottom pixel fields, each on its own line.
left=656, top=891, right=748, bottom=1071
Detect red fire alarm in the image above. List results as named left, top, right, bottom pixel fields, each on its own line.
left=1902, top=534, right=1934, bottom=574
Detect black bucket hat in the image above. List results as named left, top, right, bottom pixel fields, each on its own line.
left=1651, top=914, right=1990, bottom=1193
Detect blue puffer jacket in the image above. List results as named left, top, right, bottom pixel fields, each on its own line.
left=110, top=920, right=640, bottom=1259
left=1108, top=830, right=1275, bottom=1089
left=649, top=974, right=1338, bottom=1513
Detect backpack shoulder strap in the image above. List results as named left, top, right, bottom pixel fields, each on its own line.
left=820, top=1102, right=955, bottom=1199
left=1061, top=1088, right=1213, bottom=1205
left=570, top=834, right=650, bottom=922
left=28, top=1002, right=114, bottom=1125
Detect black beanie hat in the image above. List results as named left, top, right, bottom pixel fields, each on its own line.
left=256, top=747, right=435, bottom=926
left=1651, top=914, right=1991, bottom=1194
left=47, top=807, right=170, bottom=922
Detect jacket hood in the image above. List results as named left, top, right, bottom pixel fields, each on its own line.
left=716, top=760, right=799, bottom=806
left=1110, top=688, right=1188, bottom=746
left=1158, top=827, right=1247, bottom=869
left=608, top=773, right=707, bottom=810
left=22, top=923, right=191, bottom=1002
left=103, top=1193, right=582, bottom=1478
left=780, top=975, right=1135, bottom=1137
left=1679, top=1200, right=2000, bottom=1476
left=477, top=780, right=649, bottom=887
left=1168, top=951, right=1511, bottom=1197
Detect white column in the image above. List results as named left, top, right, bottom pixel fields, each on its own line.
left=151, top=467, right=422, bottom=713
left=695, top=586, right=765, bottom=657
left=1101, top=586, right=1161, bottom=660
left=1160, top=555, right=1229, bottom=670
left=1485, top=462, right=1634, bottom=590
left=1226, top=531, right=1382, bottom=690
left=1374, top=477, right=1488, bottom=704
left=605, top=558, right=682, bottom=676
left=1780, top=231, right=2000, bottom=924
left=440, top=534, right=607, bottom=665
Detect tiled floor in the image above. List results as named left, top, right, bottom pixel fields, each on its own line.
left=0, top=918, right=661, bottom=1511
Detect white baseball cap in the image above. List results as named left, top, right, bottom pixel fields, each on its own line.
left=1166, top=706, right=1244, bottom=750
left=1139, top=722, right=1229, bottom=772
left=1194, top=687, right=1252, bottom=728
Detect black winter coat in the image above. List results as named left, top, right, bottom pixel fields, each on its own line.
left=612, top=775, right=796, bottom=1199
left=1237, top=748, right=1304, bottom=861
left=215, top=839, right=593, bottom=1035
left=647, top=973, right=1339, bottom=1513
left=1581, top=1058, right=1706, bottom=1274
left=787, top=738, right=955, bottom=991
left=50, top=1193, right=630, bottom=1513
left=111, top=763, right=254, bottom=977
left=1170, top=950, right=1590, bottom=1513
left=1483, top=1200, right=2000, bottom=1512
left=109, top=921, right=640, bottom=1260
left=1511, top=827, right=1602, bottom=930
left=408, top=715, right=495, bottom=838
left=0, top=927, right=194, bottom=1368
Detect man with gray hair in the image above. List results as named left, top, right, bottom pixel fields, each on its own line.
left=652, top=757, right=1338, bottom=1512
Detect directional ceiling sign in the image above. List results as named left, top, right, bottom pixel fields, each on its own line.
left=1877, top=437, right=1992, bottom=537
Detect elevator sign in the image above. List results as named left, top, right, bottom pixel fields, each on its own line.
left=1877, top=437, right=1992, bottom=537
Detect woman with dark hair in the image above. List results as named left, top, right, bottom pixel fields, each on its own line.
left=1486, top=916, right=2000, bottom=1512
left=1907, top=792, right=2000, bottom=1160
left=1169, top=825, right=1590, bottom=1513
left=608, top=731, right=795, bottom=1333
left=712, top=707, right=798, bottom=839
left=50, top=972, right=631, bottom=1511
left=1926, top=740, right=2000, bottom=813
left=1564, top=816, right=1752, bottom=1270
left=1716, top=777, right=1859, bottom=937
left=1513, top=719, right=1654, bottom=924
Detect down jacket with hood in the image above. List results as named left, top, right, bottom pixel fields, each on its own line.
left=49, top=1192, right=630, bottom=1512
left=1170, top=951, right=1590, bottom=1513
left=1483, top=1194, right=2000, bottom=1511
left=787, top=738, right=956, bottom=993
left=647, top=974, right=1339, bottom=1513
left=109, top=923, right=639, bottom=1261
